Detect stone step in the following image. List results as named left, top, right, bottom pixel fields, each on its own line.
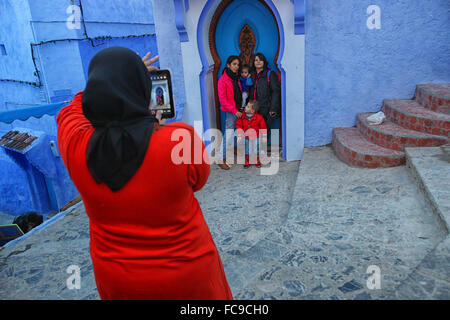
left=382, top=99, right=450, bottom=137
left=415, top=84, right=450, bottom=115
left=404, top=146, right=450, bottom=233
left=332, top=127, right=405, bottom=168
left=356, top=112, right=448, bottom=151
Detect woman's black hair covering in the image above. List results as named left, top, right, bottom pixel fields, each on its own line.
left=82, top=46, right=157, bottom=192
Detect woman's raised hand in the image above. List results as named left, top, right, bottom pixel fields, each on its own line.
left=138, top=52, right=160, bottom=72
left=155, top=110, right=167, bottom=125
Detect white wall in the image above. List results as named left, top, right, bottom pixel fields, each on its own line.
left=273, top=1, right=305, bottom=161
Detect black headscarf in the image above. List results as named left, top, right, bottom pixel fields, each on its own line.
left=225, top=67, right=242, bottom=111
left=82, top=46, right=157, bottom=192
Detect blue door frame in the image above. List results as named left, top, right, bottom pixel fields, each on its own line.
left=215, top=0, right=280, bottom=142
left=198, top=0, right=286, bottom=158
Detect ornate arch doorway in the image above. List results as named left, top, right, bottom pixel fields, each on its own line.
left=209, top=0, right=281, bottom=137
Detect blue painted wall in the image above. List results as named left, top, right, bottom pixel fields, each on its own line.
left=0, top=152, right=34, bottom=216
left=0, top=0, right=45, bottom=110
left=1, top=0, right=158, bottom=112
left=0, top=127, right=78, bottom=217
left=0, top=0, right=159, bottom=216
left=304, top=0, right=450, bottom=147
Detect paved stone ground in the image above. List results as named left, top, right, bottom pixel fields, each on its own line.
left=0, top=145, right=448, bottom=299
left=224, top=146, right=448, bottom=300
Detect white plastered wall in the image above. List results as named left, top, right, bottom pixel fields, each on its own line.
left=273, top=1, right=305, bottom=161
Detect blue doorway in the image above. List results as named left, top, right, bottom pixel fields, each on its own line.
left=211, top=0, right=281, bottom=143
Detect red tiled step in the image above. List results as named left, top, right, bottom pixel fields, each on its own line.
left=357, top=112, right=448, bottom=151
left=332, top=127, right=405, bottom=168
left=382, top=99, right=450, bottom=137
left=415, top=84, right=450, bottom=115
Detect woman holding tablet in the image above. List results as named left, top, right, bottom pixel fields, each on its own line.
left=57, top=47, right=232, bottom=300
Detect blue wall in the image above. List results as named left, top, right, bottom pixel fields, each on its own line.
left=0, top=0, right=158, bottom=112
left=0, top=152, right=34, bottom=216
left=305, top=0, right=450, bottom=147
left=0, top=0, right=46, bottom=109
left=0, top=114, right=60, bottom=216
left=0, top=0, right=159, bottom=216
left=0, top=126, right=78, bottom=217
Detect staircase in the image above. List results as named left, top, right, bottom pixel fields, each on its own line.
left=332, top=84, right=450, bottom=168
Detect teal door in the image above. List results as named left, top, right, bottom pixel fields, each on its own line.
left=215, top=0, right=280, bottom=134
left=215, top=0, right=279, bottom=74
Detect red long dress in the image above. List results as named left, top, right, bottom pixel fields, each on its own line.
left=57, top=92, right=233, bottom=300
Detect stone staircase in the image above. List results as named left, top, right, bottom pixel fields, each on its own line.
left=332, top=84, right=450, bottom=168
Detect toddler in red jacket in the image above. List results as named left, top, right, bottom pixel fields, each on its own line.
left=236, top=100, right=267, bottom=168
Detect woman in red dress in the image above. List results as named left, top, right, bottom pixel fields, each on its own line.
left=56, top=47, right=232, bottom=300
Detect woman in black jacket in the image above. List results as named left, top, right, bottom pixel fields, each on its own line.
left=248, top=53, right=281, bottom=130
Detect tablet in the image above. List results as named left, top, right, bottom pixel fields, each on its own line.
left=0, top=224, right=24, bottom=246
left=149, top=69, right=175, bottom=119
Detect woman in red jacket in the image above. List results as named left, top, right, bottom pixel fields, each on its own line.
left=56, top=47, right=232, bottom=300
left=217, top=55, right=242, bottom=170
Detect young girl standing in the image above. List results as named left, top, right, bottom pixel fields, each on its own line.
left=236, top=100, right=267, bottom=168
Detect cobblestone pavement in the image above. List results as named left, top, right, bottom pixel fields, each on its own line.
left=0, top=146, right=448, bottom=299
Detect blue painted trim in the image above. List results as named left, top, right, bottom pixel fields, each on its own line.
left=44, top=175, right=59, bottom=212
left=290, top=0, right=305, bottom=35
left=173, top=0, right=189, bottom=42
left=2, top=201, right=83, bottom=248
left=0, top=102, right=67, bottom=124
left=0, top=44, right=6, bottom=56
left=197, top=0, right=216, bottom=138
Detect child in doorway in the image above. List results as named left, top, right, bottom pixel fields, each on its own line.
left=236, top=100, right=267, bottom=168
left=238, top=65, right=253, bottom=112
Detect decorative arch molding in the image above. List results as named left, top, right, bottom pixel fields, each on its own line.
left=176, top=0, right=303, bottom=43
left=173, top=0, right=189, bottom=42
left=290, top=0, right=305, bottom=34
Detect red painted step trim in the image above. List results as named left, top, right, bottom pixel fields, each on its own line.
left=357, top=113, right=448, bottom=151
left=382, top=100, right=450, bottom=137
left=332, top=127, right=405, bottom=168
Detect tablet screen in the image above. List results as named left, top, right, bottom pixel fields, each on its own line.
left=149, top=72, right=174, bottom=118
